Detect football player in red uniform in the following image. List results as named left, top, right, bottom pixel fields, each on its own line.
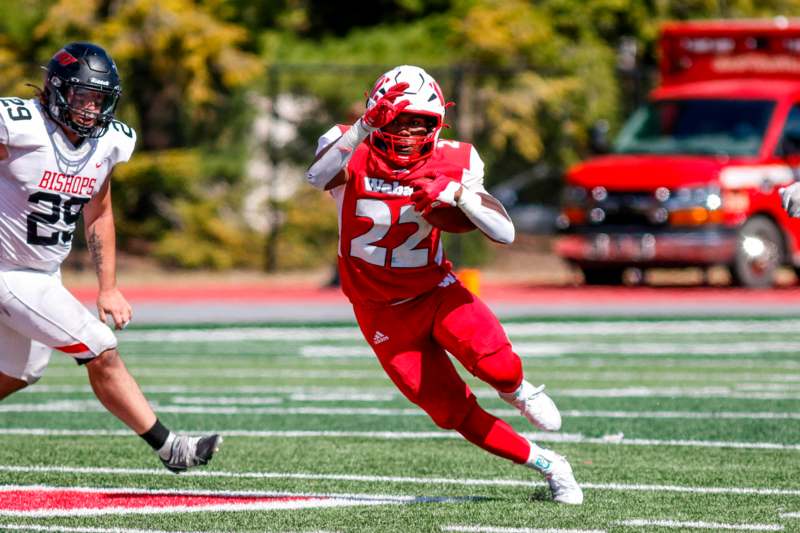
left=307, top=65, right=582, bottom=504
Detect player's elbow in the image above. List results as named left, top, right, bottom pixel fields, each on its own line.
left=493, top=222, right=515, bottom=245
left=305, top=168, right=329, bottom=190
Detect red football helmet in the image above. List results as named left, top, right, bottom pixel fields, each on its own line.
left=366, top=65, right=446, bottom=166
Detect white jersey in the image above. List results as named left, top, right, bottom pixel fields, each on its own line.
left=0, top=97, right=136, bottom=272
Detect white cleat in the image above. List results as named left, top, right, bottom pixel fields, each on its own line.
left=527, top=446, right=584, bottom=505
left=500, top=380, right=562, bottom=431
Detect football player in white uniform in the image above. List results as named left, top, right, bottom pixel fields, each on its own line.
left=0, top=42, right=221, bottom=472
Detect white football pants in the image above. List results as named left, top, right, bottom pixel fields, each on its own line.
left=0, top=268, right=116, bottom=383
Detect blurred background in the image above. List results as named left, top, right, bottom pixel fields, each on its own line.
left=4, top=0, right=800, bottom=288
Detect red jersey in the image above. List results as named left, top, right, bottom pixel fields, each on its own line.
left=317, top=125, right=488, bottom=306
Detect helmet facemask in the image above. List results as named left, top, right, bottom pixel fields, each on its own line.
left=372, top=112, right=441, bottom=165
left=48, top=81, right=119, bottom=138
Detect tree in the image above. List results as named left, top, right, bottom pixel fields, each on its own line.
left=34, top=0, right=263, bottom=149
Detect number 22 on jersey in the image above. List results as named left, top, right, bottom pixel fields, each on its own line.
left=350, top=199, right=434, bottom=268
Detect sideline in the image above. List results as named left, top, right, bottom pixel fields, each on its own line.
left=66, top=283, right=800, bottom=323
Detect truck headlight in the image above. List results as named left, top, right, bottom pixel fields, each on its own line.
left=666, top=186, right=724, bottom=226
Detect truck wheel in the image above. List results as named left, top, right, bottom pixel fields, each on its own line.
left=580, top=266, right=625, bottom=286
left=730, top=216, right=784, bottom=288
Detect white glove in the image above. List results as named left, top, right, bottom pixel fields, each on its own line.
left=780, top=182, right=800, bottom=217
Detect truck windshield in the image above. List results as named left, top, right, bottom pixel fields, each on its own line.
left=614, top=99, right=775, bottom=156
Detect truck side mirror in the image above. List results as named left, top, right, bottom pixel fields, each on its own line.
left=588, top=119, right=611, bottom=155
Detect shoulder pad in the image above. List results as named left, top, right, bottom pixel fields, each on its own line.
left=316, top=123, right=350, bottom=154
left=435, top=139, right=474, bottom=164
left=430, top=140, right=485, bottom=190
left=103, top=119, right=137, bottom=167
left=0, top=97, right=45, bottom=147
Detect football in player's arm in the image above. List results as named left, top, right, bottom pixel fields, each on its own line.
left=306, top=65, right=583, bottom=504
left=0, top=42, right=220, bottom=473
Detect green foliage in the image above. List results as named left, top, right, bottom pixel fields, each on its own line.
left=153, top=198, right=263, bottom=269
left=34, top=0, right=264, bottom=149
left=0, top=0, right=52, bottom=95
left=442, top=231, right=492, bottom=268
left=271, top=188, right=340, bottom=270
left=6, top=1, right=800, bottom=270
left=110, top=149, right=200, bottom=247
left=111, top=147, right=264, bottom=270
left=259, top=14, right=458, bottom=120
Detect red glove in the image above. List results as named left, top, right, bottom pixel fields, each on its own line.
left=410, top=171, right=461, bottom=215
left=363, top=82, right=411, bottom=128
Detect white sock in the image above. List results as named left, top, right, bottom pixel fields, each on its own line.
left=525, top=442, right=555, bottom=474
left=499, top=379, right=538, bottom=402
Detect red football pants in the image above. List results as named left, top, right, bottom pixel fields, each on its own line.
left=353, top=281, right=529, bottom=463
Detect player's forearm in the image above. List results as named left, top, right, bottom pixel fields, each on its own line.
left=306, top=119, right=374, bottom=189
left=457, top=189, right=516, bottom=244
left=86, top=214, right=118, bottom=291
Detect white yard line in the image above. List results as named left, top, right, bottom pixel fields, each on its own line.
left=120, top=327, right=361, bottom=342
left=566, top=359, right=800, bottom=369
left=1, top=465, right=799, bottom=497
left=554, top=387, right=800, bottom=400
left=0, top=428, right=799, bottom=451
left=114, top=355, right=800, bottom=372
left=42, top=368, right=382, bottom=379
left=0, top=527, right=336, bottom=533
left=616, top=519, right=783, bottom=531
left=19, top=384, right=800, bottom=400
left=503, top=320, right=800, bottom=336
left=564, top=373, right=800, bottom=384
left=562, top=410, right=800, bottom=420
left=443, top=526, right=606, bottom=533
left=299, top=342, right=800, bottom=358
left=170, top=396, right=284, bottom=405
left=3, top=400, right=799, bottom=421
left=0, top=525, right=204, bottom=533
left=29, top=365, right=800, bottom=382
left=512, top=341, right=800, bottom=357
left=117, top=320, right=800, bottom=344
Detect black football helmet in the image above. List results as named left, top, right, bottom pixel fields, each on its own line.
left=43, top=42, right=121, bottom=138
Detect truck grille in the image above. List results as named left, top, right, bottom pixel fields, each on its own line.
left=588, top=190, right=666, bottom=228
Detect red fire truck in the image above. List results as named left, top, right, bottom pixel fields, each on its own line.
left=555, top=18, right=800, bottom=287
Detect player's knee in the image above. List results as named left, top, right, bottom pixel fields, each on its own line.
left=0, top=373, right=29, bottom=400
left=473, top=346, right=522, bottom=394
left=85, top=348, right=121, bottom=377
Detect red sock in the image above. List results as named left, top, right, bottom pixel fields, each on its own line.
left=455, top=403, right=530, bottom=464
